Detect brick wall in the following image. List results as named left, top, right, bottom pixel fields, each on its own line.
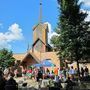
left=33, top=50, right=60, bottom=67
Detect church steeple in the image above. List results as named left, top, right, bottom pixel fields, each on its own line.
left=39, top=0, right=42, bottom=23
left=32, top=0, right=50, bottom=53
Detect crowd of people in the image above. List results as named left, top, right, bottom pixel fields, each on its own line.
left=0, top=68, right=18, bottom=90
left=0, top=65, right=89, bottom=90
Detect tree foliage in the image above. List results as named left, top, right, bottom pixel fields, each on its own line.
left=50, top=35, right=59, bottom=50
left=51, top=0, right=90, bottom=63
left=0, top=48, right=15, bottom=68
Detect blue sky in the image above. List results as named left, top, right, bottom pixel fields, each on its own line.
left=0, top=0, right=90, bottom=53
left=0, top=0, right=58, bottom=53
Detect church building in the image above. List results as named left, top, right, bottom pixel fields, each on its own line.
left=13, top=1, right=60, bottom=68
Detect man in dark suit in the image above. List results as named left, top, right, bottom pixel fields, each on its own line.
left=5, top=73, right=18, bottom=90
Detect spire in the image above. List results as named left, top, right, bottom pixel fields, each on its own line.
left=39, top=0, right=42, bottom=23
left=27, top=43, right=30, bottom=53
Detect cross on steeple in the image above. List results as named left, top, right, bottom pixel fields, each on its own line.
left=39, top=0, right=42, bottom=23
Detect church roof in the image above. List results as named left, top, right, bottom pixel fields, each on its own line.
left=32, top=38, right=46, bottom=47
left=13, top=51, right=40, bottom=63
left=22, top=52, right=40, bottom=63
left=32, top=38, right=52, bottom=49
left=13, top=53, right=26, bottom=61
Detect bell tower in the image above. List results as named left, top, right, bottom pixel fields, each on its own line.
left=32, top=0, right=49, bottom=53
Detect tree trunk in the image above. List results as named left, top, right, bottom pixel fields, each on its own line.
left=76, top=59, right=80, bottom=79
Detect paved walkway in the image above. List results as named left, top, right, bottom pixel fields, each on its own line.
left=15, top=77, right=39, bottom=89
left=15, top=77, right=90, bottom=90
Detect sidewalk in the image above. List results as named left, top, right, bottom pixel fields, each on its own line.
left=15, top=77, right=39, bottom=89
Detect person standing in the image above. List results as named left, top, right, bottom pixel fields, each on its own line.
left=81, top=67, right=84, bottom=77
left=69, top=66, right=75, bottom=77
left=36, top=69, right=43, bottom=82
left=5, top=73, right=18, bottom=90
left=65, top=77, right=75, bottom=90
left=0, top=70, right=6, bottom=90
left=84, top=66, right=89, bottom=76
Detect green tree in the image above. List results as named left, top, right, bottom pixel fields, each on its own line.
left=51, top=0, right=90, bottom=77
left=50, top=35, right=59, bottom=50
left=0, top=48, right=15, bottom=69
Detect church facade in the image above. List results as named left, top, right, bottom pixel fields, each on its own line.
left=13, top=1, right=60, bottom=68
left=13, top=22, right=60, bottom=68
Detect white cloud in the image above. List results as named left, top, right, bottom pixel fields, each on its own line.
left=85, top=10, right=90, bottom=21
left=79, top=0, right=90, bottom=21
left=44, top=22, right=58, bottom=44
left=0, top=23, right=24, bottom=49
left=0, top=41, right=11, bottom=49
left=79, top=0, right=90, bottom=6
left=81, top=9, right=90, bottom=21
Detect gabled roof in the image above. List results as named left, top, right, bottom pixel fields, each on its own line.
left=32, top=38, right=52, bottom=51
left=32, top=38, right=46, bottom=47
left=22, top=52, right=40, bottom=63
left=13, top=51, right=40, bottom=63
left=13, top=53, right=26, bottom=61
